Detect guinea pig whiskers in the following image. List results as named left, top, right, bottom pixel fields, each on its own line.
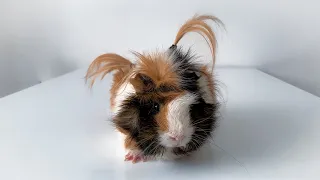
left=195, top=127, right=213, bottom=133
left=140, top=140, right=157, bottom=155
left=192, top=133, right=208, bottom=141
left=189, top=138, right=203, bottom=152
left=192, top=116, right=214, bottom=126
left=193, top=129, right=213, bottom=145
left=192, top=134, right=208, bottom=145
left=149, top=143, right=161, bottom=156
left=191, top=138, right=201, bottom=148
left=193, top=131, right=249, bottom=174
left=136, top=137, right=152, bottom=146
left=194, top=127, right=213, bottom=138
left=210, top=142, right=250, bottom=175
left=188, top=134, right=251, bottom=175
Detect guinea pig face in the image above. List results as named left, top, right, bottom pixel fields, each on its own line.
left=115, top=91, right=196, bottom=152
left=113, top=48, right=217, bottom=156
left=158, top=93, right=196, bottom=148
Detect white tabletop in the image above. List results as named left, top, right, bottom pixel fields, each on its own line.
left=1, top=68, right=320, bottom=180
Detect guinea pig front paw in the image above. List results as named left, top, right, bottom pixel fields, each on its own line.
left=124, top=150, right=147, bottom=163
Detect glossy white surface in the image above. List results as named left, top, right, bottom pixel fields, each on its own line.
left=1, top=68, right=319, bottom=180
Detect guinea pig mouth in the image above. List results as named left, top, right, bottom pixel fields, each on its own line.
left=163, top=141, right=186, bottom=148
left=159, top=132, right=192, bottom=148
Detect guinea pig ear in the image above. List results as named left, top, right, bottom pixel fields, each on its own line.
left=185, top=70, right=201, bottom=80
left=130, top=73, right=156, bottom=92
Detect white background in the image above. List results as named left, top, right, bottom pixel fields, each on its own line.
left=1, top=0, right=319, bottom=97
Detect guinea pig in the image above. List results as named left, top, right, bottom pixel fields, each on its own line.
left=86, top=14, right=223, bottom=163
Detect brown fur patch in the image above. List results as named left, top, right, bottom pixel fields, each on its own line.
left=173, top=14, right=224, bottom=71
left=116, top=127, right=129, bottom=136
left=155, top=104, right=169, bottom=132
left=124, top=135, right=138, bottom=150
left=85, top=53, right=134, bottom=109
left=110, top=70, right=129, bottom=109
left=130, top=52, right=180, bottom=93
left=85, top=53, right=133, bottom=86
left=114, top=109, right=140, bottom=151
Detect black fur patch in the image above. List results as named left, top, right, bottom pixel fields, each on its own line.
left=168, top=46, right=201, bottom=93
left=169, top=45, right=218, bottom=156
left=173, top=98, right=218, bottom=155
left=114, top=94, right=165, bottom=156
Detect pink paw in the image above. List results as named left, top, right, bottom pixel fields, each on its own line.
left=124, top=151, right=147, bottom=163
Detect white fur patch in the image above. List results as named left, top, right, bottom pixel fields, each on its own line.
left=160, top=148, right=182, bottom=160
left=115, top=132, right=127, bottom=157
left=198, top=75, right=215, bottom=104
left=159, top=93, right=196, bottom=148
left=112, top=82, right=135, bottom=114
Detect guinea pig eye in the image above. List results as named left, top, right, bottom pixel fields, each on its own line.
left=149, top=103, right=160, bottom=115
left=185, top=71, right=200, bottom=80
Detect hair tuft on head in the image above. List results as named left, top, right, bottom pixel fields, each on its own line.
left=173, top=14, right=224, bottom=70
left=85, top=53, right=134, bottom=88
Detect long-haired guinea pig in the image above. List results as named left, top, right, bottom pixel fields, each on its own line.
left=85, top=14, right=223, bottom=163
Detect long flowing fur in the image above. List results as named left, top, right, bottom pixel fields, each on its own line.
left=85, top=53, right=134, bottom=87
left=173, top=14, right=224, bottom=70
left=85, top=14, right=224, bottom=162
left=85, top=14, right=224, bottom=87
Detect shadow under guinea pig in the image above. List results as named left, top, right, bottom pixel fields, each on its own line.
left=169, top=142, right=250, bottom=176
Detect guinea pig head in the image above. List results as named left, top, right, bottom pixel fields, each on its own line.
left=113, top=52, right=200, bottom=152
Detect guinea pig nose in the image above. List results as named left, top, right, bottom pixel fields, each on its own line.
left=169, top=134, right=184, bottom=141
